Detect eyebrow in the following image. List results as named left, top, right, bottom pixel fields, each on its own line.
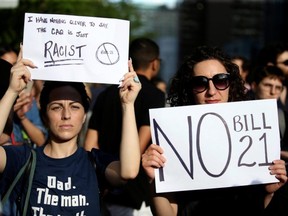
left=48, top=100, right=82, bottom=106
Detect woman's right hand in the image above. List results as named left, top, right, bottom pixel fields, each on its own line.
left=118, top=59, right=141, bottom=106
left=13, top=91, right=33, bottom=119
left=8, top=45, right=36, bottom=94
left=142, top=144, right=166, bottom=182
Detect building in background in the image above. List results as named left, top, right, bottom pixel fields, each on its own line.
left=133, top=0, right=288, bottom=83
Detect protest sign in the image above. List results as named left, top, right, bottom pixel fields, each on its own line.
left=23, top=13, right=130, bottom=84
left=149, top=99, right=280, bottom=193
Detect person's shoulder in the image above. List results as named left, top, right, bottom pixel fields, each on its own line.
left=3, top=144, right=31, bottom=156
left=3, top=145, right=32, bottom=170
left=140, top=80, right=165, bottom=99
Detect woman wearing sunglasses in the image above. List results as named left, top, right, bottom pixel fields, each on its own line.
left=142, top=46, right=288, bottom=216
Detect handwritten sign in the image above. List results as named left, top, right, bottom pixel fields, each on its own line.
left=149, top=99, right=280, bottom=193
left=23, top=13, right=130, bottom=84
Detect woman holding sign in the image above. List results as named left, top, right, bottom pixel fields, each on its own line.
left=0, top=51, right=142, bottom=216
left=142, top=46, right=288, bottom=216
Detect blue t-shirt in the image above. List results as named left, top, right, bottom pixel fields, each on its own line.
left=0, top=144, right=117, bottom=216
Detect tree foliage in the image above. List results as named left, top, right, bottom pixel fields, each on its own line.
left=0, top=0, right=143, bottom=51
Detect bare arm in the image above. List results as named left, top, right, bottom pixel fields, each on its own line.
left=139, top=125, right=152, bottom=154
left=84, top=129, right=100, bottom=151
left=18, top=117, right=46, bottom=146
left=105, top=60, right=141, bottom=184
left=0, top=46, right=34, bottom=135
left=14, top=92, right=46, bottom=146
left=142, top=143, right=178, bottom=215
left=0, top=145, right=7, bottom=173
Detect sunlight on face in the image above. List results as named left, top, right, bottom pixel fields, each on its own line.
left=193, top=59, right=229, bottom=104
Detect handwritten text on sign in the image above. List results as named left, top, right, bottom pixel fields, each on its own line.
left=23, top=13, right=130, bottom=84
left=149, top=99, right=280, bottom=193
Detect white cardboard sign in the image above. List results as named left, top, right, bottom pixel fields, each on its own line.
left=23, top=13, right=130, bottom=84
left=149, top=99, right=280, bottom=193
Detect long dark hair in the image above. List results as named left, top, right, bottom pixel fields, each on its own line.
left=167, top=46, right=248, bottom=106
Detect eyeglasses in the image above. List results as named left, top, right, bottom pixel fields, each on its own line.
left=277, top=60, right=288, bottom=66
left=191, top=73, right=231, bottom=93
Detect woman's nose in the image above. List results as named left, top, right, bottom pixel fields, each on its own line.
left=62, top=108, right=71, bottom=120
left=206, top=80, right=217, bottom=95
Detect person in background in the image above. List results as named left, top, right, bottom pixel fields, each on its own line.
left=142, top=46, right=288, bottom=216
left=32, top=80, right=44, bottom=109
left=231, top=55, right=251, bottom=92
left=11, top=80, right=48, bottom=147
left=0, top=45, right=17, bottom=65
left=256, top=42, right=288, bottom=111
left=249, top=65, right=288, bottom=164
left=79, top=83, right=108, bottom=146
left=0, top=59, right=16, bottom=145
left=0, top=52, right=142, bottom=215
left=250, top=65, right=284, bottom=100
left=151, top=76, right=169, bottom=107
left=151, top=76, right=167, bottom=94
left=84, top=37, right=166, bottom=215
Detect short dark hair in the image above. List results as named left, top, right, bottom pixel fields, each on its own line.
left=129, top=38, right=159, bottom=71
left=0, top=45, right=17, bottom=57
left=0, top=59, right=12, bottom=99
left=257, top=41, right=288, bottom=66
left=251, top=65, right=285, bottom=85
left=39, top=81, right=90, bottom=120
left=0, top=59, right=13, bottom=136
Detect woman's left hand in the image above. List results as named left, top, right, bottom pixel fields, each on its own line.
left=119, top=59, right=142, bottom=105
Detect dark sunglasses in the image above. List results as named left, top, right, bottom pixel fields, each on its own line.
left=278, top=60, right=288, bottom=66
left=191, top=73, right=230, bottom=93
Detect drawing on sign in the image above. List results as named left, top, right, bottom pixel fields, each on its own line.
left=96, top=42, right=120, bottom=65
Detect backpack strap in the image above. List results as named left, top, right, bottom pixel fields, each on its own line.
left=22, top=149, right=36, bottom=216
left=1, top=149, right=36, bottom=216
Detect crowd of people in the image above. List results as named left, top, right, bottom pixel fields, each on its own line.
left=0, top=39, right=288, bottom=216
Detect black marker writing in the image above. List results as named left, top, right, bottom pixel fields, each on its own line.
left=152, top=111, right=274, bottom=182
left=44, top=41, right=86, bottom=67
